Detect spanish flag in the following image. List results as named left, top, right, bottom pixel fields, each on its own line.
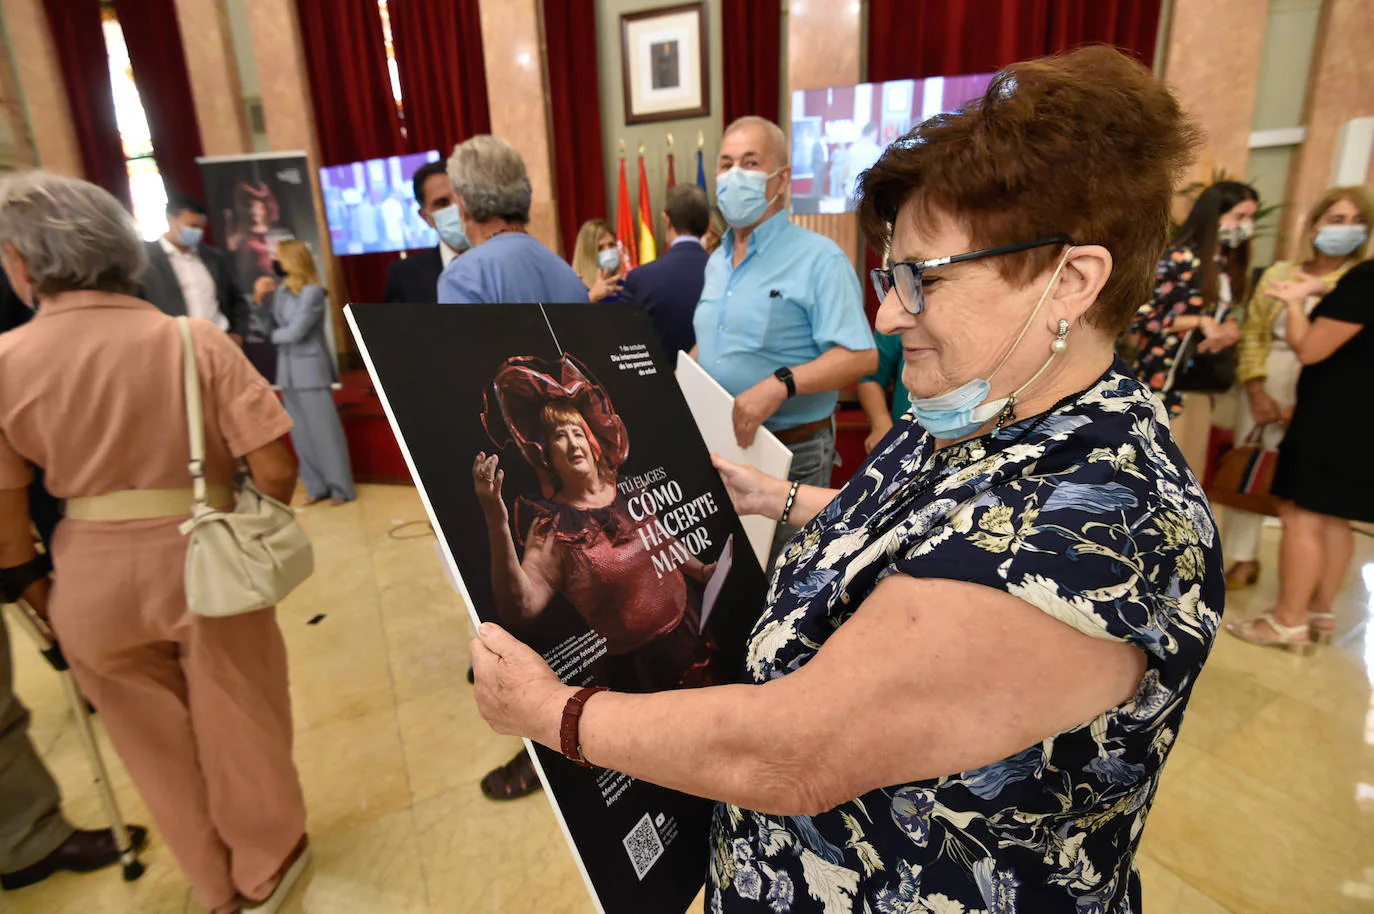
left=637, top=150, right=657, bottom=265
left=616, top=154, right=638, bottom=268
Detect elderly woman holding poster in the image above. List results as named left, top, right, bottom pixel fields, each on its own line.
left=473, top=353, right=720, bottom=798
left=472, top=47, right=1222, bottom=912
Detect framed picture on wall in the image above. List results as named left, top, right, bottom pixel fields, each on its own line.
left=620, top=2, right=709, bottom=124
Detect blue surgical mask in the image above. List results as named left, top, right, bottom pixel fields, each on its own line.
left=910, top=250, right=1074, bottom=439
left=597, top=248, right=620, bottom=272
left=433, top=205, right=470, bottom=251
left=1313, top=224, right=1368, bottom=257
left=178, top=225, right=204, bottom=247
left=716, top=166, right=782, bottom=228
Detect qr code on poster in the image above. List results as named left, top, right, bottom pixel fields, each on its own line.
left=623, top=812, right=665, bottom=880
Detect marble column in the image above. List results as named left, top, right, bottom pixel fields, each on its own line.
left=174, top=0, right=251, bottom=157
left=0, top=0, right=82, bottom=176
left=787, top=0, right=862, bottom=269
left=1160, top=0, right=1269, bottom=183
left=1282, top=0, right=1374, bottom=253
left=477, top=0, right=559, bottom=253
left=787, top=0, right=860, bottom=92
left=244, top=0, right=347, bottom=353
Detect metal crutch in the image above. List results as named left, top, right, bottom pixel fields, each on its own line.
left=6, top=599, right=145, bottom=882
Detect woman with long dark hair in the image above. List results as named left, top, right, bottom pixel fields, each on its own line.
left=1130, top=180, right=1258, bottom=473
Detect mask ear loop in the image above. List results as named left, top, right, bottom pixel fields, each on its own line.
left=988, top=248, right=1075, bottom=426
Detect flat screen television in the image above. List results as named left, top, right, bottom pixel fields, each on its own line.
left=319, top=150, right=442, bottom=255
left=790, top=73, right=995, bottom=216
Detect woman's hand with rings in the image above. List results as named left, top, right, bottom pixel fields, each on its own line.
left=712, top=453, right=788, bottom=519
left=470, top=623, right=572, bottom=746
left=589, top=269, right=624, bottom=303
left=472, top=452, right=508, bottom=526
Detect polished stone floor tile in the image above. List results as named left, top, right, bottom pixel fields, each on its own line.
left=10, top=485, right=1374, bottom=913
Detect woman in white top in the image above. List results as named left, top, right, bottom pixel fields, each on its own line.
left=1224, top=186, right=1372, bottom=590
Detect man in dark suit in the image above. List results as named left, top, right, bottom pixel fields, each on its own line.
left=140, top=195, right=249, bottom=341
left=621, top=184, right=711, bottom=358
left=383, top=161, right=469, bottom=302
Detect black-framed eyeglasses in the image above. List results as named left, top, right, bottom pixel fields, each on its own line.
left=870, top=234, right=1075, bottom=315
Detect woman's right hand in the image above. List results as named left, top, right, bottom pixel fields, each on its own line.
left=253, top=275, right=277, bottom=305
left=473, top=452, right=509, bottom=526
left=1247, top=389, right=1282, bottom=426
left=711, top=453, right=787, bottom=519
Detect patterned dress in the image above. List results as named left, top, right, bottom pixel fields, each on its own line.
left=708, top=360, right=1223, bottom=914
left=1127, top=244, right=1228, bottom=416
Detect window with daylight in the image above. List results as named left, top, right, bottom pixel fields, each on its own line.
left=376, top=0, right=408, bottom=137
left=101, top=6, right=166, bottom=240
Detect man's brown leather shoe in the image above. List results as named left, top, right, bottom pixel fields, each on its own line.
left=1, top=825, right=149, bottom=891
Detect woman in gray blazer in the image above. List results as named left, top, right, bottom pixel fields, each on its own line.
left=252, top=240, right=355, bottom=505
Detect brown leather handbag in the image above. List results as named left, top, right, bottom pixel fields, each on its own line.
left=1206, top=425, right=1281, bottom=517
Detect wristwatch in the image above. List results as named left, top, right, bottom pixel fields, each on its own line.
left=773, top=366, right=796, bottom=398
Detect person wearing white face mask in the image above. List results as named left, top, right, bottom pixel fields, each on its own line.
left=570, top=219, right=626, bottom=303
left=384, top=160, right=470, bottom=303
left=691, top=115, right=876, bottom=559
left=436, top=135, right=587, bottom=306
left=1127, top=180, right=1259, bottom=474
left=141, top=194, right=249, bottom=344
left=1221, top=186, right=1373, bottom=592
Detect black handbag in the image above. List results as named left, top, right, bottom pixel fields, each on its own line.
left=1171, top=330, right=1237, bottom=394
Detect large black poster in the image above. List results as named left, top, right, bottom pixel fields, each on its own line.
left=197, top=152, right=328, bottom=381
left=347, top=301, right=767, bottom=914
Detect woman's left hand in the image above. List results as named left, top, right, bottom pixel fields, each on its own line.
left=698, top=561, right=718, bottom=585
left=1196, top=317, right=1240, bottom=354
left=471, top=623, right=572, bottom=745
left=1267, top=272, right=1328, bottom=307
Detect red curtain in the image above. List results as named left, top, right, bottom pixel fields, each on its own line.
left=42, top=0, right=131, bottom=210
left=861, top=0, right=1161, bottom=319
left=722, top=0, right=782, bottom=125
left=390, top=0, right=491, bottom=156
left=296, top=0, right=404, bottom=163
left=113, top=0, right=206, bottom=205
left=867, top=0, right=1162, bottom=83
left=296, top=0, right=405, bottom=305
left=543, top=0, right=607, bottom=260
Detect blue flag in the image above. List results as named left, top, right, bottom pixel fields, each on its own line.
left=696, top=149, right=706, bottom=191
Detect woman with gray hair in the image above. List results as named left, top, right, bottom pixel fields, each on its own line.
left=0, top=172, right=309, bottom=914
left=436, top=134, right=588, bottom=304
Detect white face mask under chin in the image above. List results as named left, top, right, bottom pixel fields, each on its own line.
left=908, top=248, right=1075, bottom=439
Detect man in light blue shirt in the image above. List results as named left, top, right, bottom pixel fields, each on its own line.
left=693, top=116, right=875, bottom=537
left=437, top=135, right=587, bottom=305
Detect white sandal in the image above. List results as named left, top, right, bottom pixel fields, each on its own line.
left=1225, top=611, right=1314, bottom=656
left=1308, top=611, right=1336, bottom=646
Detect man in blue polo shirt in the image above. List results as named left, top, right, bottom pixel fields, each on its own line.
left=693, top=116, right=875, bottom=553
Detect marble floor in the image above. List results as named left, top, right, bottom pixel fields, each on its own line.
left=6, top=484, right=1374, bottom=913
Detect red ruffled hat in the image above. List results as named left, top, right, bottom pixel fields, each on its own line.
left=481, top=354, right=629, bottom=498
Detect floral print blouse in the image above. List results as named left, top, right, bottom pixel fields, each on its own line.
left=708, top=360, right=1223, bottom=914
left=1127, top=244, right=1228, bottom=415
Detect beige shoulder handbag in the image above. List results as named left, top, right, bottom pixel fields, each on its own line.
left=177, top=317, right=314, bottom=617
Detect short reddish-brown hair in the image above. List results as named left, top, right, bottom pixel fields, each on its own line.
left=857, top=46, right=1201, bottom=335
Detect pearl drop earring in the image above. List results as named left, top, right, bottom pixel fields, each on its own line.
left=1051, top=319, right=1070, bottom=353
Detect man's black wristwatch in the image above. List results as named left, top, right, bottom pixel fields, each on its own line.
left=773, top=366, right=796, bottom=398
